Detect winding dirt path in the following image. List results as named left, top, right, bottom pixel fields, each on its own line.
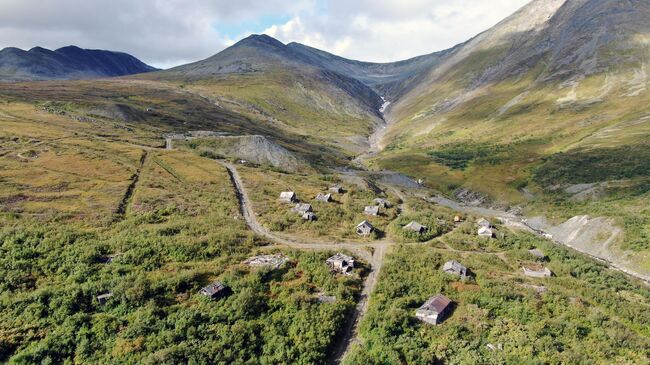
left=222, top=162, right=388, bottom=363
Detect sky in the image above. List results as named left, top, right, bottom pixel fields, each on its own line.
left=0, top=0, right=531, bottom=69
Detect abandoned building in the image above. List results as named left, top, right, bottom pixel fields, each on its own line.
left=364, top=205, right=380, bottom=216
left=356, top=220, right=374, bottom=236
left=326, top=253, right=355, bottom=274
left=478, top=226, right=494, bottom=238
left=373, top=198, right=392, bottom=208
left=293, top=203, right=313, bottom=214
left=529, top=248, right=547, bottom=260
left=329, top=184, right=344, bottom=194
left=244, top=254, right=289, bottom=269
left=303, top=212, right=317, bottom=221
left=200, top=281, right=232, bottom=300
left=415, top=294, right=453, bottom=325
left=477, top=218, right=491, bottom=228
left=97, top=292, right=113, bottom=306
left=442, top=260, right=468, bottom=278
left=454, top=215, right=463, bottom=223
left=279, top=191, right=297, bottom=203
left=522, top=266, right=553, bottom=278
left=315, top=193, right=332, bottom=202
left=404, top=221, right=427, bottom=234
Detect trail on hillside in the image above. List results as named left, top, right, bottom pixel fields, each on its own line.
left=222, top=162, right=388, bottom=364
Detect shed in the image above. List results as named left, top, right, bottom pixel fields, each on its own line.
left=442, top=260, right=467, bottom=278
left=329, top=184, right=344, bottom=194
left=293, top=203, right=313, bottom=214
left=373, top=198, right=392, bottom=208
left=477, top=218, right=491, bottom=228
left=356, top=220, right=374, bottom=236
left=303, top=212, right=317, bottom=221
left=279, top=191, right=297, bottom=203
left=326, top=253, right=355, bottom=274
left=478, top=226, right=494, bottom=238
left=97, top=292, right=113, bottom=306
left=522, top=266, right=552, bottom=278
left=364, top=205, right=380, bottom=216
left=315, top=193, right=332, bottom=203
left=415, top=294, right=453, bottom=325
left=404, top=221, right=427, bottom=234
left=199, top=281, right=232, bottom=300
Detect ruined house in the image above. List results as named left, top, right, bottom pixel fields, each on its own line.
left=200, top=281, right=232, bottom=300
left=404, top=221, right=427, bottom=234
left=303, top=212, right=317, bottom=221
left=329, top=184, right=344, bottom=194
left=279, top=191, right=297, bottom=203
left=356, top=220, right=374, bottom=236
left=442, top=260, right=468, bottom=278
left=244, top=254, right=288, bottom=269
left=522, top=266, right=552, bottom=278
left=478, top=226, right=494, bottom=238
left=326, top=253, right=355, bottom=274
left=364, top=205, right=380, bottom=216
left=97, top=292, right=113, bottom=306
left=454, top=215, right=463, bottom=223
left=315, top=193, right=332, bottom=202
left=373, top=198, right=392, bottom=208
left=293, top=203, right=313, bottom=214
left=415, top=294, right=453, bottom=325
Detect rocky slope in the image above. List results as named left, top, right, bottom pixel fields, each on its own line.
left=0, top=45, right=157, bottom=81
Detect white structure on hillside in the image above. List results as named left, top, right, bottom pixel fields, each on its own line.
left=279, top=191, right=297, bottom=203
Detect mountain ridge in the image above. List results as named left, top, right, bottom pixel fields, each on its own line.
left=0, top=45, right=157, bottom=81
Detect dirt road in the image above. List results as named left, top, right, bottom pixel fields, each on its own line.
left=222, top=162, right=389, bottom=364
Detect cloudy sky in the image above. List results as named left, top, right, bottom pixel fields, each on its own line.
left=0, top=0, right=531, bottom=68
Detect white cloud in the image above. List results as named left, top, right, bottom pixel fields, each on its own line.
left=0, top=0, right=532, bottom=67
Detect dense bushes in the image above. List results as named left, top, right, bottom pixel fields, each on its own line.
left=346, top=232, right=650, bottom=364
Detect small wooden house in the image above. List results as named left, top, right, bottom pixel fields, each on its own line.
left=315, top=193, right=332, bottom=203
left=404, top=221, right=427, bottom=234
left=97, top=292, right=113, bottom=306
left=415, top=294, right=453, bottom=325
left=326, top=253, right=355, bottom=274
left=303, top=212, right=317, bottom=221
left=356, top=220, right=374, bottom=236
left=364, top=205, right=380, bottom=216
left=442, top=260, right=468, bottom=278
left=373, top=198, right=392, bottom=208
left=478, top=226, right=494, bottom=238
left=477, top=218, right=491, bottom=228
left=293, top=203, right=313, bottom=214
left=279, top=191, right=297, bottom=203
left=329, top=184, right=344, bottom=194
left=200, top=281, right=232, bottom=300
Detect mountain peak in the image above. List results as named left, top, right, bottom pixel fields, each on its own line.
left=236, top=34, right=285, bottom=48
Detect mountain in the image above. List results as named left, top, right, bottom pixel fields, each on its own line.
left=151, top=34, right=386, bottom=156
left=0, top=45, right=157, bottom=81
left=286, top=42, right=460, bottom=101
left=370, top=0, right=650, bottom=277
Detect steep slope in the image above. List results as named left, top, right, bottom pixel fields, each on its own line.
left=286, top=42, right=460, bottom=101
left=0, top=45, right=157, bottom=81
left=148, top=34, right=385, bottom=155
left=371, top=0, right=650, bottom=277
